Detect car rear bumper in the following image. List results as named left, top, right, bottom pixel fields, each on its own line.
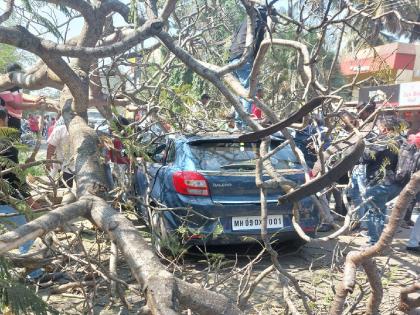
left=162, top=211, right=317, bottom=246
left=183, top=228, right=315, bottom=245
left=155, top=194, right=318, bottom=246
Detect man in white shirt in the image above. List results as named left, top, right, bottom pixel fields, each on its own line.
left=46, top=118, right=74, bottom=187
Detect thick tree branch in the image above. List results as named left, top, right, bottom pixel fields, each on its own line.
left=0, top=20, right=163, bottom=59
left=278, top=137, right=364, bottom=204
left=239, top=96, right=327, bottom=142
left=0, top=199, right=90, bottom=254
left=160, top=0, right=178, bottom=21
left=89, top=196, right=243, bottom=315
left=0, top=63, right=63, bottom=90
left=99, top=0, right=131, bottom=22
left=157, top=31, right=261, bottom=131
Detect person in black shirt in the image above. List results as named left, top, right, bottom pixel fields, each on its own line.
left=0, top=107, right=35, bottom=253
left=405, top=132, right=420, bottom=252
left=362, top=117, right=404, bottom=245
left=0, top=108, right=25, bottom=194
left=228, top=5, right=268, bottom=129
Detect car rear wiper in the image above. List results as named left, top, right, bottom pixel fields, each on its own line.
left=220, top=163, right=256, bottom=170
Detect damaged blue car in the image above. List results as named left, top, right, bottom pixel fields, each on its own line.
left=134, top=133, right=318, bottom=252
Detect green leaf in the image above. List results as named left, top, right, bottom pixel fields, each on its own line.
left=0, top=258, right=58, bottom=315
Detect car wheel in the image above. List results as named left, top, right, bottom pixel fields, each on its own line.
left=150, top=211, right=178, bottom=258
left=290, top=237, right=308, bottom=248
left=290, top=231, right=316, bottom=248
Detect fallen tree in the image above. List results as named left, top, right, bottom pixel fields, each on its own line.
left=0, top=1, right=244, bottom=313
left=0, top=0, right=419, bottom=313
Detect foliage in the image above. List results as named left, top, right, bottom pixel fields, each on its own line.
left=0, top=132, right=49, bottom=315
left=19, top=151, right=46, bottom=177
left=0, top=44, right=18, bottom=74
left=0, top=257, right=58, bottom=315
left=20, top=0, right=72, bottom=41
left=0, top=127, right=25, bottom=183
left=0, top=128, right=34, bottom=220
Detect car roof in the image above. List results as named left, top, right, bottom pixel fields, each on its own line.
left=180, top=132, right=286, bottom=145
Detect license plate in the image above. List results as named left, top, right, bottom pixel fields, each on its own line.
left=231, top=215, right=283, bottom=231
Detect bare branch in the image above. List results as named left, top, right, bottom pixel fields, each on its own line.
left=237, top=265, right=275, bottom=309
left=157, top=31, right=261, bottom=130
left=0, top=0, right=14, bottom=24
left=330, top=171, right=420, bottom=315
left=345, top=1, right=420, bottom=27
left=239, top=96, right=327, bottom=142
left=40, top=0, right=93, bottom=17
left=278, top=137, right=364, bottom=204
left=160, top=0, right=177, bottom=21
left=399, top=283, right=420, bottom=313
left=99, top=0, right=131, bottom=22
left=0, top=63, right=63, bottom=90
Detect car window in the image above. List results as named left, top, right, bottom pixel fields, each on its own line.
left=188, top=141, right=300, bottom=171
left=166, top=142, right=176, bottom=164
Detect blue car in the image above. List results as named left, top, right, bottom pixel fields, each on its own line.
left=134, top=133, right=318, bottom=251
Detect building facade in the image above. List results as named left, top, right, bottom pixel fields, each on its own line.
left=340, top=42, right=420, bottom=132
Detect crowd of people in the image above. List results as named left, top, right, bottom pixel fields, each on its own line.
left=223, top=4, right=419, bottom=253
left=22, top=114, right=56, bottom=137
left=291, top=101, right=420, bottom=252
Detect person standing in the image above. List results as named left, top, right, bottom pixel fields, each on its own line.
left=42, top=115, right=49, bottom=137
left=200, top=94, right=210, bottom=107
left=403, top=132, right=420, bottom=252
left=191, top=93, right=211, bottom=115
left=47, top=117, right=56, bottom=138
left=397, top=133, right=420, bottom=228
left=28, top=115, right=40, bottom=133
left=105, top=116, right=130, bottom=189
left=0, top=107, right=38, bottom=253
left=228, top=5, right=269, bottom=129
left=46, top=117, right=74, bottom=188
left=251, top=87, right=263, bottom=120
left=362, top=117, right=404, bottom=245
left=348, top=101, right=376, bottom=230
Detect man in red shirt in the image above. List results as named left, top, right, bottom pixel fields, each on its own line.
left=28, top=115, right=40, bottom=133
left=251, top=87, right=264, bottom=120
left=104, top=116, right=130, bottom=189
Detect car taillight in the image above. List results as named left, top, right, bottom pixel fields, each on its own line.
left=172, top=171, right=209, bottom=196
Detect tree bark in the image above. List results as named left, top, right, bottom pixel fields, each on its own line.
left=0, top=200, right=89, bottom=254
left=329, top=171, right=420, bottom=315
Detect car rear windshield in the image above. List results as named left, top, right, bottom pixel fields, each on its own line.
left=188, top=141, right=300, bottom=171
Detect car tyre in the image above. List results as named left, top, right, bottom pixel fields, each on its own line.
left=290, top=237, right=308, bottom=248
left=290, top=231, right=316, bottom=248
left=150, top=211, right=173, bottom=258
